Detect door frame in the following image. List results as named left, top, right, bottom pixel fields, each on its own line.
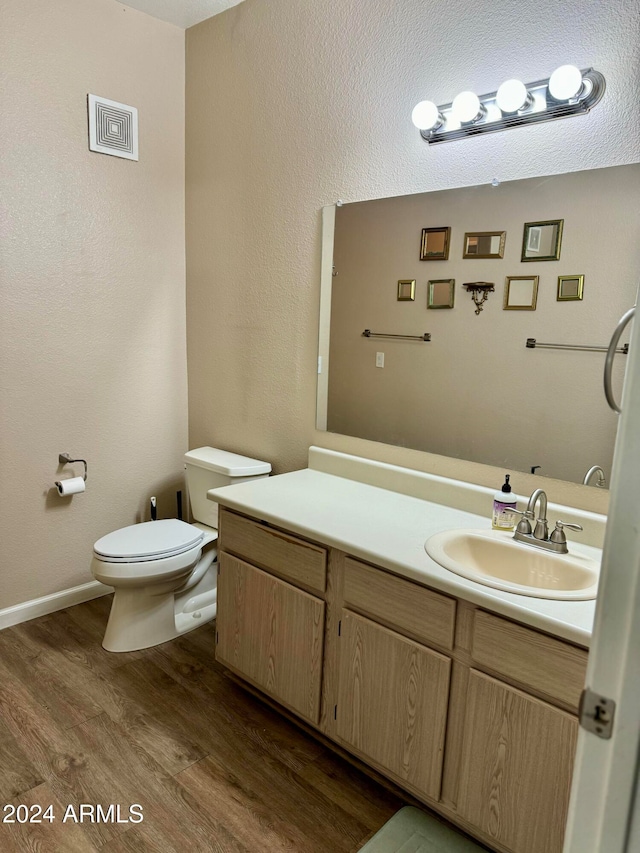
left=564, top=313, right=640, bottom=852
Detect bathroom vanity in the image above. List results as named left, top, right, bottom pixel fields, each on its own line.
left=210, top=449, right=601, bottom=853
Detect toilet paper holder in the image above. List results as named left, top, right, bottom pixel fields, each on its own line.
left=59, top=453, right=88, bottom=482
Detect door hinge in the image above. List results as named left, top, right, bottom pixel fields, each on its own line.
left=579, top=687, right=616, bottom=739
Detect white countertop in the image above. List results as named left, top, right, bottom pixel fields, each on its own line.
left=209, top=466, right=598, bottom=647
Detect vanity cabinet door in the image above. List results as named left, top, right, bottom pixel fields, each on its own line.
left=456, top=669, right=578, bottom=853
left=216, top=553, right=325, bottom=725
left=336, top=610, right=451, bottom=802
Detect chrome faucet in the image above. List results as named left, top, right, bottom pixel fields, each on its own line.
left=528, top=488, right=548, bottom=540
left=513, top=488, right=583, bottom=554
left=583, top=465, right=607, bottom=488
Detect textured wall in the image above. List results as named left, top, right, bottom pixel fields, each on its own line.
left=185, top=0, right=639, bottom=512
left=0, top=0, right=186, bottom=609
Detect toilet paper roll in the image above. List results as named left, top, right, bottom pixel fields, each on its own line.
left=56, top=477, right=85, bottom=496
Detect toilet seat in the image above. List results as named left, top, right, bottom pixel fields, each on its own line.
left=94, top=519, right=204, bottom=563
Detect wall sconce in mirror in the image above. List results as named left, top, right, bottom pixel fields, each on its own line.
left=557, top=275, right=584, bottom=301
left=504, top=276, right=539, bottom=310
left=463, top=282, right=494, bottom=315
left=411, top=66, right=605, bottom=144
left=522, top=219, right=563, bottom=261
left=420, top=227, right=450, bottom=260
left=463, top=231, right=506, bottom=259
left=428, top=279, right=455, bottom=309
left=397, top=279, right=416, bottom=301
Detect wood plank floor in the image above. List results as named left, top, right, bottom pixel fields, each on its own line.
left=0, top=596, right=403, bottom=852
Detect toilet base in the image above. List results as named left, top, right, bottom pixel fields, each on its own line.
left=175, top=597, right=216, bottom=637
left=102, top=561, right=218, bottom=653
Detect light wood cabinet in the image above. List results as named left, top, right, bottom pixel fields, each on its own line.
left=216, top=552, right=325, bottom=724
left=218, top=508, right=327, bottom=594
left=343, top=556, right=456, bottom=650
left=455, top=670, right=578, bottom=853
left=216, top=508, right=586, bottom=853
left=470, top=610, right=587, bottom=712
left=336, top=610, right=451, bottom=801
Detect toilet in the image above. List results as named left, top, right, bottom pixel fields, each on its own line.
left=91, top=447, right=271, bottom=652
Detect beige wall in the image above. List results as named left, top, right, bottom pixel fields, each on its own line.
left=0, top=0, right=186, bottom=609
left=186, top=0, right=639, bottom=514
left=327, top=166, right=640, bottom=485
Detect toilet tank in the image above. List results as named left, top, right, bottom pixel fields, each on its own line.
left=184, top=447, right=271, bottom=529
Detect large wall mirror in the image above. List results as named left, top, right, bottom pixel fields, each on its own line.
left=317, top=164, right=640, bottom=487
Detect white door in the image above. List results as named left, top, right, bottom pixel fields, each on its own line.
left=564, top=307, right=640, bottom=852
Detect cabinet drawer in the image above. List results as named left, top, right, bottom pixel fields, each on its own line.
left=343, top=557, right=456, bottom=651
left=219, top=508, right=327, bottom=594
left=471, top=610, right=588, bottom=711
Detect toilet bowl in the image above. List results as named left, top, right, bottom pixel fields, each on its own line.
left=91, top=447, right=271, bottom=652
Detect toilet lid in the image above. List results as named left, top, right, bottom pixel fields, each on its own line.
left=94, top=519, right=204, bottom=561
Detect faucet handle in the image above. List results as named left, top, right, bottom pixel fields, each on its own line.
left=512, top=507, right=534, bottom=535
left=550, top=520, right=583, bottom=545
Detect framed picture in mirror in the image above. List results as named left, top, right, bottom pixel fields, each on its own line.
left=557, top=275, right=584, bottom=301
left=527, top=226, right=542, bottom=253
left=427, top=279, right=455, bottom=309
left=420, top=227, right=451, bottom=261
left=397, top=279, right=416, bottom=301
left=462, top=231, right=506, bottom=259
left=521, top=219, right=564, bottom=261
left=504, top=275, right=539, bottom=310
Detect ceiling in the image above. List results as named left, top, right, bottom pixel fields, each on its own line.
left=120, top=0, right=244, bottom=29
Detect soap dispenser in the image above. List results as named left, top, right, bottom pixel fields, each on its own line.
left=492, top=474, right=517, bottom=531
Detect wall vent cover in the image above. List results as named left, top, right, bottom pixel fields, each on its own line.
left=87, top=94, right=138, bottom=161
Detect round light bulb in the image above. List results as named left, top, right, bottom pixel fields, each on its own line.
left=411, top=100, right=440, bottom=131
left=496, top=79, right=528, bottom=113
left=548, top=65, right=583, bottom=101
left=451, top=91, right=482, bottom=123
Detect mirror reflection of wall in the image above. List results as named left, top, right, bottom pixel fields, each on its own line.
left=320, top=164, right=640, bottom=486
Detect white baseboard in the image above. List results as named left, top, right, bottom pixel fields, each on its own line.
left=0, top=581, right=113, bottom=630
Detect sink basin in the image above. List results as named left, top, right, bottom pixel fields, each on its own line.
left=425, top=528, right=599, bottom=600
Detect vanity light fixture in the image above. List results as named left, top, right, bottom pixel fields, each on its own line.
left=412, top=65, right=605, bottom=144
left=495, top=79, right=532, bottom=113
left=451, top=91, right=485, bottom=124
left=548, top=65, right=585, bottom=101
left=411, top=100, right=443, bottom=132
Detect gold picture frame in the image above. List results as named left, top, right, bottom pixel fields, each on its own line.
left=427, top=279, right=455, bottom=309
left=557, top=275, right=584, bottom=301
left=463, top=231, right=506, bottom=259
left=397, top=280, right=416, bottom=301
left=521, top=219, right=564, bottom=261
left=420, top=227, right=451, bottom=261
left=503, top=275, right=539, bottom=310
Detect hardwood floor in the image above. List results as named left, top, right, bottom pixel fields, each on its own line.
left=0, top=596, right=403, bottom=852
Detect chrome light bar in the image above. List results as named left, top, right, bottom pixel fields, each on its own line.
left=413, top=68, right=606, bottom=144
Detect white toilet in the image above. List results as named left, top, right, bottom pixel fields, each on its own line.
left=91, top=447, right=271, bottom=652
